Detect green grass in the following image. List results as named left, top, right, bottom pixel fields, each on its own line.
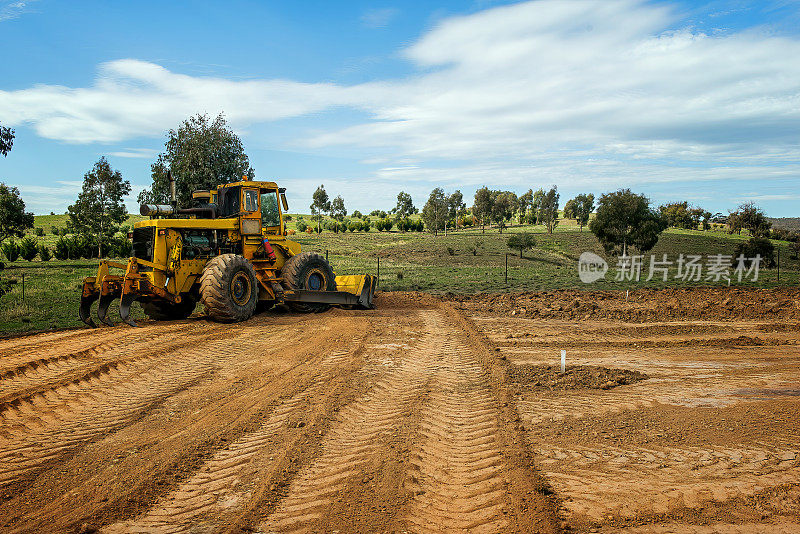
left=1, top=220, right=797, bottom=335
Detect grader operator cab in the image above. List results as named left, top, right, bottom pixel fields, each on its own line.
left=79, top=173, right=376, bottom=327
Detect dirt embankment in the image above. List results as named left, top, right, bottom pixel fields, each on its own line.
left=447, top=287, right=800, bottom=322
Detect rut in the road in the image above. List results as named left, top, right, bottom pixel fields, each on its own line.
left=258, top=325, right=435, bottom=532
left=109, top=348, right=356, bottom=534
left=0, top=323, right=203, bottom=403
left=257, top=310, right=512, bottom=534
left=0, top=324, right=253, bottom=489
left=404, top=335, right=507, bottom=533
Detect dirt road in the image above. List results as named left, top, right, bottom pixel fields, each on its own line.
left=0, top=289, right=798, bottom=533
left=0, top=294, right=557, bottom=533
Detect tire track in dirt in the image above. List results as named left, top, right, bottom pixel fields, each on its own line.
left=402, top=332, right=508, bottom=534
left=256, top=313, right=437, bottom=533
left=0, top=324, right=248, bottom=490
left=0, top=316, right=343, bottom=533
left=536, top=444, right=800, bottom=521
left=0, top=323, right=205, bottom=403
left=106, top=344, right=361, bottom=534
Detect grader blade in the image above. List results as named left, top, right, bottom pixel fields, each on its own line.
left=79, top=293, right=99, bottom=328
left=97, top=294, right=117, bottom=327
left=119, top=294, right=138, bottom=327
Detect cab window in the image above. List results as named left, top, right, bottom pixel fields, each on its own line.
left=261, top=192, right=281, bottom=227
left=217, top=186, right=241, bottom=217
left=244, top=189, right=259, bottom=212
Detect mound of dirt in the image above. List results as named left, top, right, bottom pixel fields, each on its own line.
left=446, top=287, right=800, bottom=322
left=508, top=364, right=648, bottom=391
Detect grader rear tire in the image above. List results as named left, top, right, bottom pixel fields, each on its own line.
left=200, top=254, right=259, bottom=323
left=281, top=252, right=336, bottom=313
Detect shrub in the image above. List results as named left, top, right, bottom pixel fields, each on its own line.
left=415, top=220, right=424, bottom=232
left=1, top=241, right=20, bottom=262
left=286, top=229, right=296, bottom=235
left=19, top=237, right=38, bottom=261
left=284, top=214, right=292, bottom=221
left=362, top=222, right=370, bottom=232
left=352, top=210, right=362, bottom=219
left=54, top=237, right=69, bottom=260
left=733, top=237, right=776, bottom=268
left=382, top=218, right=393, bottom=231
left=51, top=225, right=60, bottom=235
left=507, top=232, right=537, bottom=258
left=305, top=226, right=314, bottom=234
left=338, top=221, right=348, bottom=233
left=34, top=227, right=44, bottom=237
left=446, top=246, right=455, bottom=256
left=37, top=244, right=51, bottom=261
left=296, top=220, right=308, bottom=232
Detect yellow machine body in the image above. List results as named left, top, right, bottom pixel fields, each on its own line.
left=80, top=179, right=376, bottom=326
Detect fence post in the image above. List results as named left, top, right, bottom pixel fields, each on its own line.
left=505, top=254, right=508, bottom=285
left=377, top=256, right=380, bottom=289
left=22, top=273, right=25, bottom=302
left=777, top=247, right=780, bottom=282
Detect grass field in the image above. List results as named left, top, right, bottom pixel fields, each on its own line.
left=0, top=214, right=797, bottom=334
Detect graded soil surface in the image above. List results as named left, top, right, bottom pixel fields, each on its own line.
left=0, top=288, right=798, bottom=533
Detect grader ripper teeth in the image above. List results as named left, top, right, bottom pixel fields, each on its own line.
left=79, top=175, right=376, bottom=327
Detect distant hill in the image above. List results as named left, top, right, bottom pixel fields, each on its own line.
left=769, top=217, right=800, bottom=231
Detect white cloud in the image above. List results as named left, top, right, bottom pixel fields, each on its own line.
left=361, top=7, right=399, bottom=28
left=0, top=59, right=368, bottom=143
left=1, top=0, right=800, bottom=200
left=0, top=0, right=38, bottom=22
left=108, top=148, right=159, bottom=159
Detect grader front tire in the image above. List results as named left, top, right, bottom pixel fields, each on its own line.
left=200, top=254, right=259, bottom=323
left=281, top=251, right=336, bottom=313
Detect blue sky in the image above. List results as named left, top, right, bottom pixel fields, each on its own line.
left=1, top=0, right=799, bottom=216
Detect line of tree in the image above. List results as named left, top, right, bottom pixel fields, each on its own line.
left=472, top=186, right=560, bottom=234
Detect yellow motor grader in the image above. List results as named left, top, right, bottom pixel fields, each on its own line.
left=79, top=174, right=376, bottom=327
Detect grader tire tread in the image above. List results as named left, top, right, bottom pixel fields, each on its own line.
left=200, top=254, right=259, bottom=323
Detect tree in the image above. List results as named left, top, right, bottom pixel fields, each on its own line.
left=518, top=189, right=533, bottom=224
left=311, top=185, right=331, bottom=234
left=733, top=238, right=776, bottom=268
left=571, top=193, right=594, bottom=231
left=589, top=189, right=667, bottom=256
left=473, top=187, right=493, bottom=233
left=530, top=188, right=545, bottom=224
left=0, top=123, right=14, bottom=157
left=137, top=113, right=255, bottom=206
left=538, top=186, right=560, bottom=234
left=0, top=183, right=34, bottom=245
left=729, top=202, right=771, bottom=238
left=395, top=191, right=416, bottom=221
left=659, top=202, right=695, bottom=229
left=491, top=191, right=516, bottom=233
left=68, top=157, right=132, bottom=257
left=563, top=198, right=577, bottom=220
left=422, top=188, right=447, bottom=237
left=331, top=195, right=347, bottom=221
left=507, top=232, right=537, bottom=258
left=447, top=190, right=466, bottom=231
